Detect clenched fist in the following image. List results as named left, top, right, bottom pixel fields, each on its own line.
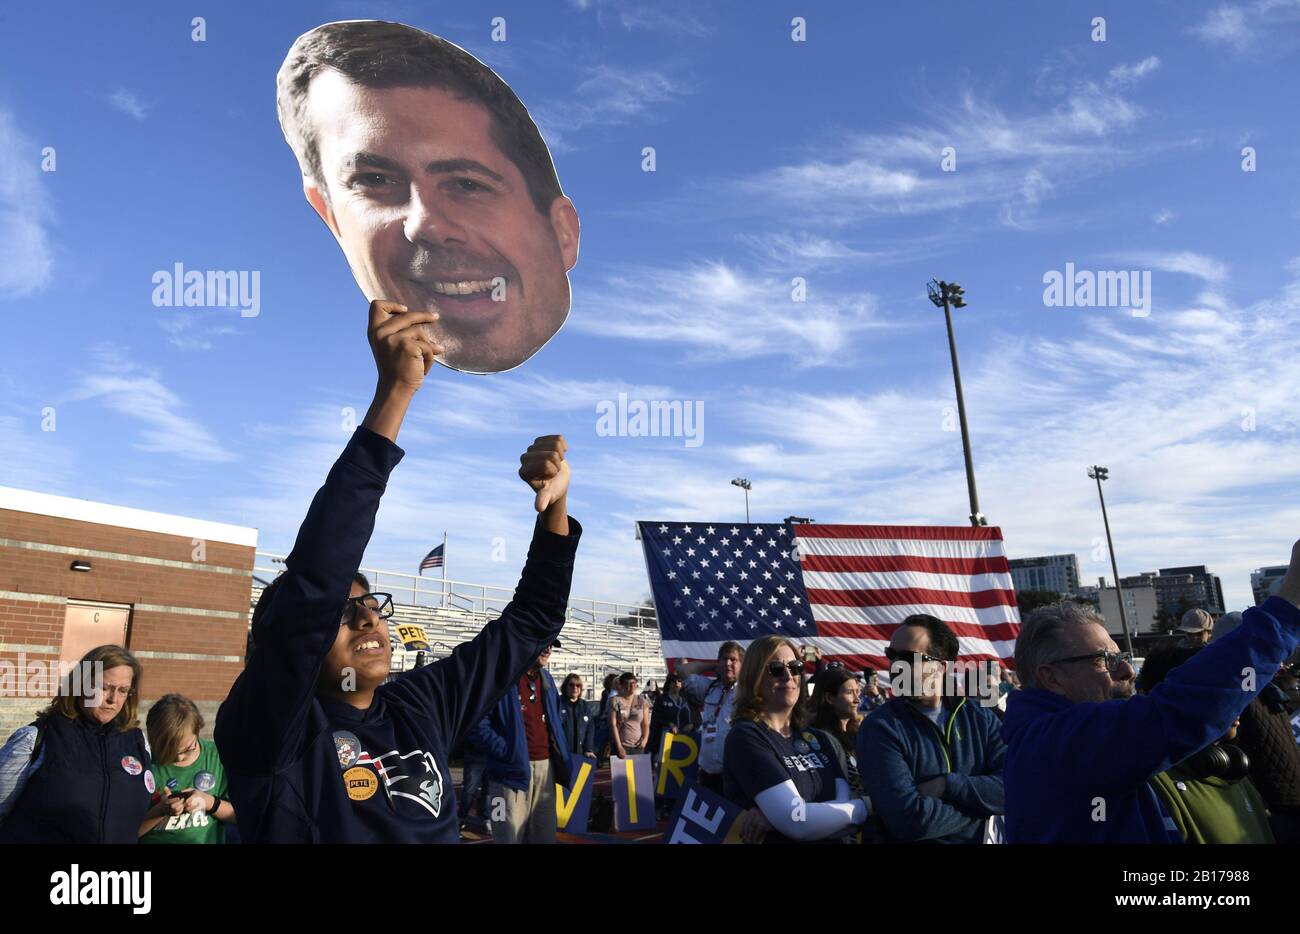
left=518, top=435, right=570, bottom=516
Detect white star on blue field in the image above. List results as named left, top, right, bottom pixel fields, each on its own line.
left=2, top=0, right=1299, bottom=609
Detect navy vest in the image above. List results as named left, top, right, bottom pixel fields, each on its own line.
left=0, top=714, right=152, bottom=844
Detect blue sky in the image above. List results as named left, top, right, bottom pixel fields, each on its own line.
left=2, top=0, right=1299, bottom=610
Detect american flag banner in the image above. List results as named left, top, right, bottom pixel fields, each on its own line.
left=418, top=543, right=444, bottom=573
left=638, top=523, right=814, bottom=660
left=793, top=524, right=1020, bottom=670
left=637, top=522, right=1020, bottom=671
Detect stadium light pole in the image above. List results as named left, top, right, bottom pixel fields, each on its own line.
left=1088, top=465, right=1134, bottom=657
left=927, top=278, right=986, bottom=527
left=731, top=478, right=752, bottom=522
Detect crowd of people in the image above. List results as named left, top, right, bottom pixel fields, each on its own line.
left=1, top=301, right=1299, bottom=846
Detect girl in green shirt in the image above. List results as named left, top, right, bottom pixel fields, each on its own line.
left=139, top=694, right=236, bottom=844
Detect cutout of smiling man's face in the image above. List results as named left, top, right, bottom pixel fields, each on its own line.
left=280, top=23, right=579, bottom=374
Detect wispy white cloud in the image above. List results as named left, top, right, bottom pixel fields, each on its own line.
left=568, top=0, right=712, bottom=36
left=0, top=393, right=77, bottom=492
left=68, top=346, right=234, bottom=462
left=1192, top=1, right=1300, bottom=50
left=407, top=373, right=678, bottom=437
left=622, top=265, right=1300, bottom=607
left=617, top=6, right=711, bottom=37
left=737, top=232, right=908, bottom=270
left=731, top=79, right=1154, bottom=229
left=1194, top=5, right=1256, bottom=49
left=1153, top=209, right=1175, bottom=225
left=1120, top=251, right=1229, bottom=283
left=157, top=313, right=237, bottom=352
left=108, top=89, right=149, bottom=121
left=1107, top=56, right=1161, bottom=86
left=571, top=261, right=892, bottom=363
left=533, top=65, right=688, bottom=151
left=0, top=110, right=54, bottom=300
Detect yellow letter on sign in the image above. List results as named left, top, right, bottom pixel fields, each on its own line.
left=656, top=732, right=699, bottom=795
left=556, top=760, right=593, bottom=829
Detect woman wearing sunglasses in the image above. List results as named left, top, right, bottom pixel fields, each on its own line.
left=139, top=694, right=235, bottom=843
left=723, top=636, right=869, bottom=843
left=0, top=645, right=153, bottom=843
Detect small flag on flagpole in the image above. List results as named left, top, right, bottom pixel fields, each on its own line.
left=419, top=543, right=445, bottom=575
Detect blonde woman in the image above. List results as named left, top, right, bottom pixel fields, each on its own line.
left=139, top=694, right=235, bottom=843
left=723, top=636, right=869, bottom=843
left=0, top=645, right=152, bottom=843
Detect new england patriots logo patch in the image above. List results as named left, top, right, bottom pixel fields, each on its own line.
left=370, top=749, right=444, bottom=818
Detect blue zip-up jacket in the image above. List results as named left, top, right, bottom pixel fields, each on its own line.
left=467, top=668, right=567, bottom=792
left=214, top=427, right=581, bottom=843
left=856, top=694, right=1006, bottom=843
left=556, top=696, right=597, bottom=757
left=1001, top=595, right=1300, bottom=843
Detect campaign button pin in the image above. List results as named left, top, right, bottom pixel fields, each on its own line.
left=144, top=770, right=156, bottom=794
left=334, top=731, right=361, bottom=769
left=195, top=771, right=216, bottom=792
left=344, top=766, right=379, bottom=801
left=166, top=777, right=180, bottom=791
left=121, top=756, right=143, bottom=776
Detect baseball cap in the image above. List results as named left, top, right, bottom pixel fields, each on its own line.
left=1176, top=608, right=1214, bottom=634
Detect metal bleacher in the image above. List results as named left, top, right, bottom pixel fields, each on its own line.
left=250, top=554, right=667, bottom=699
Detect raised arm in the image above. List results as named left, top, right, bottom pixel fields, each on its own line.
left=215, top=301, right=440, bottom=774
left=381, top=436, right=581, bottom=744
left=1032, top=542, right=1300, bottom=796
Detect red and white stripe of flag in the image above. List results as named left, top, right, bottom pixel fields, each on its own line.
left=793, top=524, right=1021, bottom=671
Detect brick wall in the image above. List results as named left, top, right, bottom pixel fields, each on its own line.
left=0, top=507, right=254, bottom=743
left=0, top=697, right=222, bottom=746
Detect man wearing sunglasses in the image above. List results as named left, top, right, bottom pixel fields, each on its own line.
left=856, top=614, right=1007, bottom=844
left=1002, top=539, right=1300, bottom=843
left=215, top=299, right=581, bottom=844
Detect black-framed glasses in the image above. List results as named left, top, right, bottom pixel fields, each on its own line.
left=767, top=660, right=804, bottom=680
left=884, top=647, right=947, bottom=665
left=1049, top=650, right=1133, bottom=671
left=341, top=592, right=394, bottom=625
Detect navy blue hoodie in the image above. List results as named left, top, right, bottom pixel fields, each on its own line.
left=1001, top=595, right=1300, bottom=843
left=215, top=427, right=581, bottom=843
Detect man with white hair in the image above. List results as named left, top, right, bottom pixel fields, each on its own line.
left=1001, top=540, right=1300, bottom=843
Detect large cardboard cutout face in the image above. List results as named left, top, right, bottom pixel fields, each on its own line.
left=278, top=21, right=579, bottom=374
